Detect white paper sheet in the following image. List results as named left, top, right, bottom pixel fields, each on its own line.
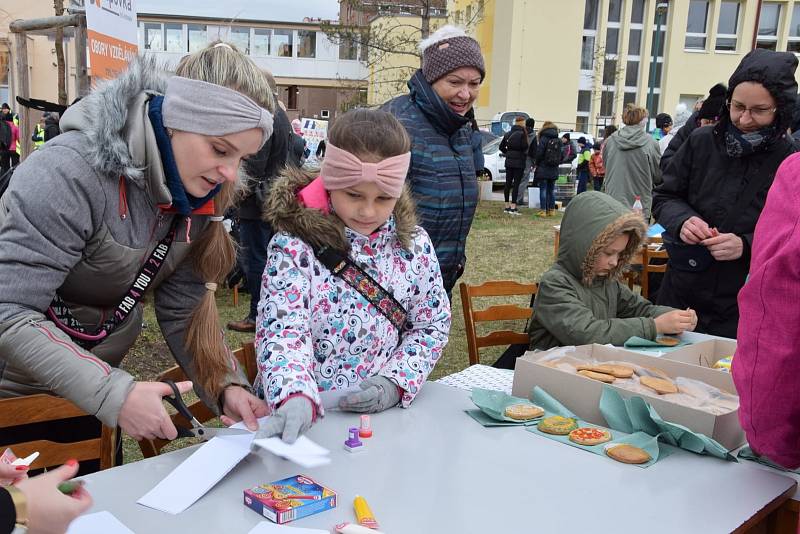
left=66, top=511, right=135, bottom=534
left=137, top=433, right=253, bottom=514
left=247, top=522, right=329, bottom=534
left=252, top=435, right=331, bottom=468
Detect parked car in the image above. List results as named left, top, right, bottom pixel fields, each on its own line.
left=481, top=137, right=505, bottom=183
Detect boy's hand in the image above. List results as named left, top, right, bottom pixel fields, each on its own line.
left=655, top=309, right=697, bottom=335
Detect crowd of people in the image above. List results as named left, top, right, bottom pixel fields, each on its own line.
left=3, top=22, right=800, bottom=532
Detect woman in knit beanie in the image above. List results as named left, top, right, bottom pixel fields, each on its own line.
left=382, top=25, right=485, bottom=296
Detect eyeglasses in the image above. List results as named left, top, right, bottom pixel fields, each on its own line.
left=727, top=101, right=776, bottom=119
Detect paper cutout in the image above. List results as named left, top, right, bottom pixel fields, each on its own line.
left=252, top=435, right=331, bottom=468
left=247, top=522, right=329, bottom=534
left=66, top=511, right=135, bottom=534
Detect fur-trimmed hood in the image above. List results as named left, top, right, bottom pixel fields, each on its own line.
left=556, top=191, right=647, bottom=285
left=264, top=168, right=418, bottom=252
left=59, top=55, right=173, bottom=202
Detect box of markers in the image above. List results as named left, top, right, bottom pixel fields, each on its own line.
left=244, top=474, right=336, bottom=524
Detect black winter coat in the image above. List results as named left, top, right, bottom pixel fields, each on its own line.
left=660, top=110, right=699, bottom=171
left=533, top=127, right=560, bottom=181
left=239, top=107, right=291, bottom=220
left=499, top=125, right=528, bottom=169
left=288, top=133, right=306, bottom=168
left=653, top=126, right=795, bottom=337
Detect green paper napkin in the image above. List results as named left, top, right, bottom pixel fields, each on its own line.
left=465, top=409, right=531, bottom=427
left=623, top=336, right=690, bottom=351
left=469, top=388, right=543, bottom=426
left=738, top=446, right=800, bottom=473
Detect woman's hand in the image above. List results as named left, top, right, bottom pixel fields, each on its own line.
left=701, top=233, right=744, bottom=261
left=15, top=460, right=93, bottom=534
left=0, top=460, right=28, bottom=486
left=655, top=309, right=697, bottom=335
left=220, top=386, right=269, bottom=431
left=118, top=381, right=192, bottom=441
left=680, top=216, right=715, bottom=244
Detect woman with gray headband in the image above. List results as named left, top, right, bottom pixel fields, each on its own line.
left=0, top=42, right=273, bottom=466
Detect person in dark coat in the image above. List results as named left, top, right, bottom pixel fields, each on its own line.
left=227, top=97, right=291, bottom=332
left=43, top=112, right=61, bottom=141
left=533, top=121, right=560, bottom=216
left=653, top=49, right=798, bottom=338
left=660, top=83, right=727, bottom=171
left=499, top=116, right=529, bottom=214
left=519, top=117, right=537, bottom=205
left=382, top=24, right=484, bottom=295
left=466, top=109, right=484, bottom=177
left=288, top=132, right=305, bottom=167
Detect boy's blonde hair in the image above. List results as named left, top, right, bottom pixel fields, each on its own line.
left=622, top=103, right=648, bottom=126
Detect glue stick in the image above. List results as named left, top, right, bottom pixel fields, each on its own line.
left=353, top=495, right=379, bottom=529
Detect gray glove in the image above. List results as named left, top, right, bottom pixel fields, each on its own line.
left=253, top=396, right=314, bottom=445
left=338, top=376, right=401, bottom=413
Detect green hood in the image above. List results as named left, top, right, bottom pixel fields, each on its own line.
left=614, top=125, right=651, bottom=150
left=556, top=191, right=647, bottom=285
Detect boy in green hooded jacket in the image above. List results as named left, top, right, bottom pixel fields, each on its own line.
left=528, top=191, right=696, bottom=350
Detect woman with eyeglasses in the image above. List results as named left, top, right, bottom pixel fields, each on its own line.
left=652, top=49, right=798, bottom=338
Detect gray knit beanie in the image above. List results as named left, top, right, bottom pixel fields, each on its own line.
left=420, top=25, right=485, bottom=84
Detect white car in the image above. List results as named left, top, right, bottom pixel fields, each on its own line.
left=481, top=137, right=506, bottom=183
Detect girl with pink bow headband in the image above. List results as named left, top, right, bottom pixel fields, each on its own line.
left=252, top=109, right=451, bottom=444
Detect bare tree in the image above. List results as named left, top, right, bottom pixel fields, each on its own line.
left=322, top=0, right=482, bottom=106
left=53, top=0, right=67, bottom=105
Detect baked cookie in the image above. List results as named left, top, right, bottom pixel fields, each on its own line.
left=577, top=364, right=634, bottom=379
left=568, top=427, right=612, bottom=446
left=578, top=369, right=616, bottom=383
left=656, top=336, right=680, bottom=346
left=504, top=403, right=544, bottom=421
left=537, top=416, right=579, bottom=435
left=640, top=376, right=678, bottom=394
left=605, top=444, right=651, bottom=464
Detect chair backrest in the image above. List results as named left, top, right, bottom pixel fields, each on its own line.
left=641, top=245, right=669, bottom=300
left=138, top=340, right=258, bottom=458
left=0, top=395, right=116, bottom=471
left=459, top=280, right=538, bottom=366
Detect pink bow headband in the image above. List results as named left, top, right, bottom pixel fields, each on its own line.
left=321, top=143, right=410, bottom=198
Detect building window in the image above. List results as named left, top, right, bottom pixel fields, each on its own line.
left=584, top=0, right=599, bottom=30
left=608, top=0, right=622, bottom=23
left=273, top=29, right=293, bottom=57
left=187, top=24, right=206, bottom=52
left=229, top=26, right=250, bottom=55
left=287, top=85, right=298, bottom=110
left=603, top=58, right=618, bottom=85
left=716, top=1, right=740, bottom=51
left=757, top=3, right=781, bottom=50
left=581, top=35, right=595, bottom=70
left=628, top=29, right=642, bottom=56
left=339, top=35, right=358, bottom=60
left=165, top=23, right=183, bottom=53
left=651, top=28, right=666, bottom=56
left=631, top=0, right=645, bottom=24
left=625, top=61, right=639, bottom=87
left=623, top=92, right=637, bottom=107
left=600, top=90, right=614, bottom=116
left=577, top=90, right=591, bottom=112
left=606, top=27, right=619, bottom=55
left=789, top=4, right=800, bottom=53
left=297, top=30, right=316, bottom=58
left=685, top=0, right=709, bottom=50
left=576, top=116, right=589, bottom=133
left=252, top=28, right=270, bottom=56
left=143, top=23, right=163, bottom=51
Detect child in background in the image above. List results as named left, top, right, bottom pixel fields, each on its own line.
left=588, top=141, right=605, bottom=192
left=254, top=109, right=451, bottom=443
left=528, top=191, right=696, bottom=350
left=575, top=137, right=592, bottom=194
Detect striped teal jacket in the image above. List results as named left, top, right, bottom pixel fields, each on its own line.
left=383, top=70, right=478, bottom=294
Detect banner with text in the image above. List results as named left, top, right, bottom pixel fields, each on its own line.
left=85, top=0, right=138, bottom=81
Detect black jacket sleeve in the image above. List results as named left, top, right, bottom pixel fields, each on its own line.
left=527, top=136, right=538, bottom=159
left=499, top=132, right=510, bottom=154
left=0, top=487, right=15, bottom=534
left=652, top=132, right=703, bottom=237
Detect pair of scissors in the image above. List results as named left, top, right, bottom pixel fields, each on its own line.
left=161, top=380, right=251, bottom=440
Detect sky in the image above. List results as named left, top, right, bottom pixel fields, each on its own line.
left=135, top=0, right=340, bottom=23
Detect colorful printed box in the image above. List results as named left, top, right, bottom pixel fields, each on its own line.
left=244, top=474, right=336, bottom=524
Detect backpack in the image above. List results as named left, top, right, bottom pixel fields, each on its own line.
left=543, top=138, right=562, bottom=167
left=0, top=121, right=11, bottom=152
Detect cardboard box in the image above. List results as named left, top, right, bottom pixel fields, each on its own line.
left=244, top=475, right=336, bottom=524
left=511, top=344, right=744, bottom=450
left=660, top=339, right=737, bottom=369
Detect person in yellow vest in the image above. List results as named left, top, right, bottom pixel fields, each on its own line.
left=32, top=116, right=46, bottom=149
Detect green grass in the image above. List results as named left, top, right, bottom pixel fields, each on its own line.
left=119, top=200, right=561, bottom=463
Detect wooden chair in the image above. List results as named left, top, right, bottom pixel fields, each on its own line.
left=0, top=395, right=116, bottom=471
left=641, top=243, right=669, bottom=300
left=138, top=340, right=258, bottom=458
left=460, top=280, right=538, bottom=366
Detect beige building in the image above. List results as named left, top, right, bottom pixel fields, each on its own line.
left=450, top=0, right=800, bottom=137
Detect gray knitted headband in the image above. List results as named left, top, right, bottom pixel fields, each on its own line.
left=162, top=76, right=273, bottom=149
